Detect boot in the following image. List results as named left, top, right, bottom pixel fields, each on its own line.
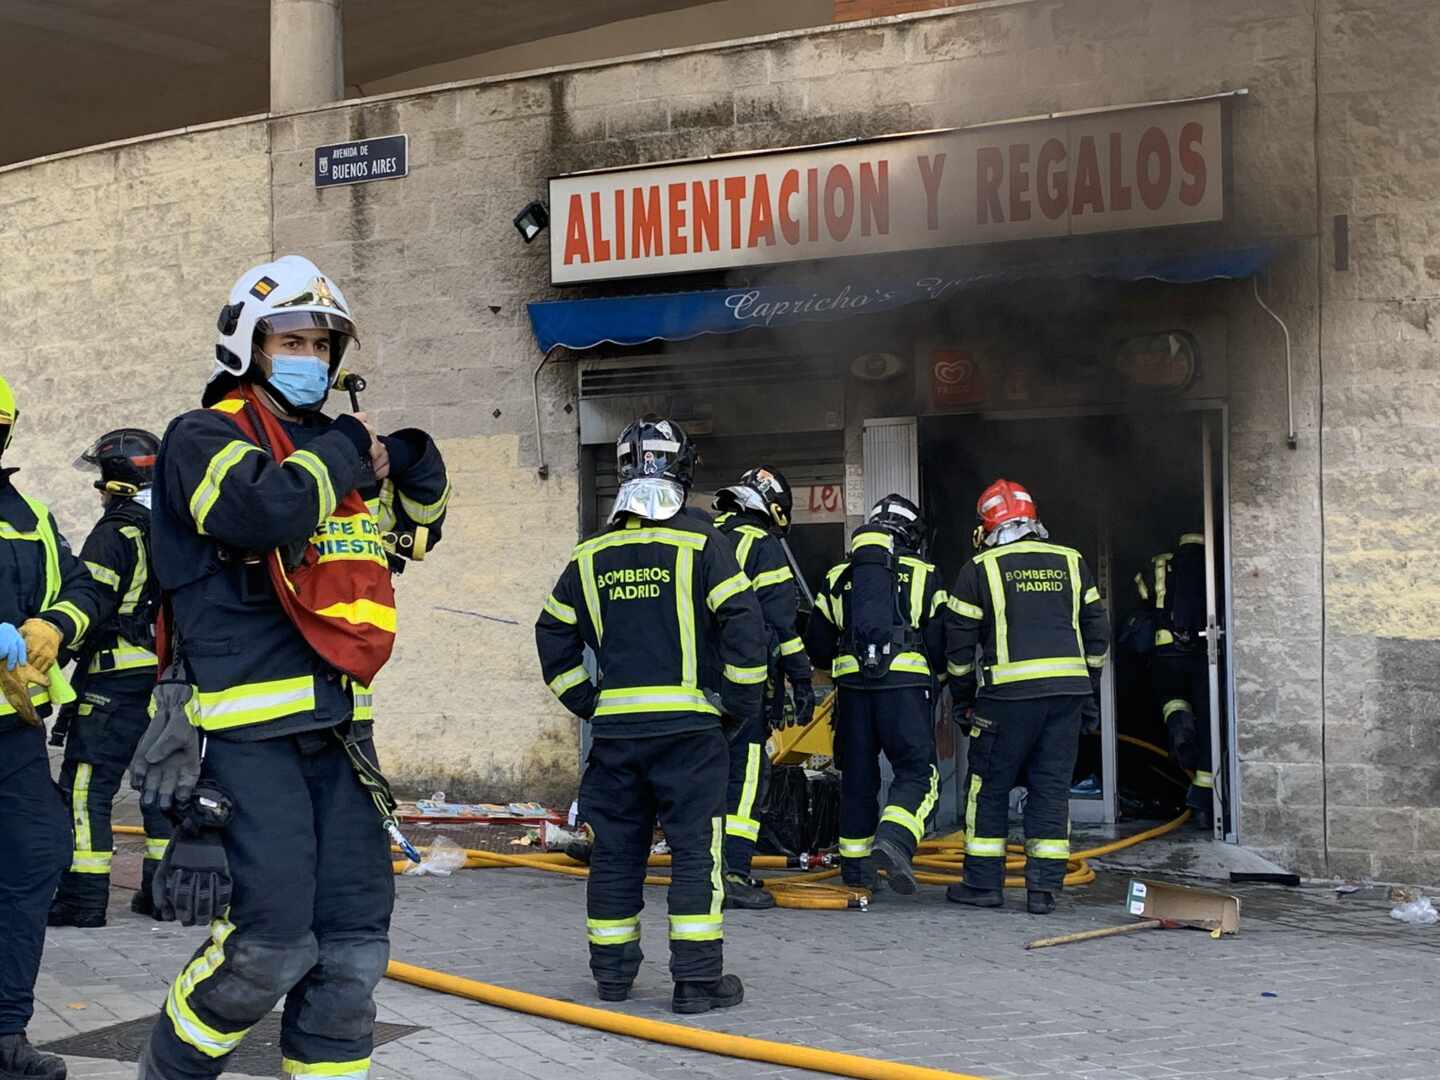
left=596, top=981, right=631, bottom=1003
left=946, top=883, right=1003, bottom=908
left=46, top=901, right=105, bottom=929
left=1190, top=806, right=1214, bottom=833
left=672, top=974, right=744, bottom=1015
left=722, top=871, right=775, bottom=910
left=0, top=1033, right=66, bottom=1080
left=1027, top=890, right=1055, bottom=915
left=871, top=836, right=917, bottom=895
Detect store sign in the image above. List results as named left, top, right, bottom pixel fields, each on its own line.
left=930, top=349, right=987, bottom=408
left=315, top=135, right=409, bottom=189
left=1114, top=331, right=1199, bottom=393
left=550, top=99, right=1224, bottom=284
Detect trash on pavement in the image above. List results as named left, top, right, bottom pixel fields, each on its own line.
left=1389, top=896, right=1438, bottom=925
left=405, top=835, right=467, bottom=876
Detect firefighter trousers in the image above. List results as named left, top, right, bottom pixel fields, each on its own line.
left=55, top=675, right=172, bottom=912
left=143, top=725, right=395, bottom=1080
left=1151, top=650, right=1214, bottom=811
left=723, top=709, right=768, bottom=876
left=834, top=686, right=939, bottom=884
left=579, top=728, right=728, bottom=988
left=963, top=695, right=1085, bottom=893
left=0, top=725, right=70, bottom=1036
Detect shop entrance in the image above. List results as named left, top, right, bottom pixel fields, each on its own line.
left=920, top=405, right=1233, bottom=837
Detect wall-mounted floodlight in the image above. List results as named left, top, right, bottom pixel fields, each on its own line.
left=513, top=201, right=549, bottom=244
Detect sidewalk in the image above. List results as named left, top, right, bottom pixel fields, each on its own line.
left=32, top=810, right=1440, bottom=1080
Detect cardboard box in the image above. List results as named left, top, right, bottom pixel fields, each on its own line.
left=1126, top=878, right=1241, bottom=934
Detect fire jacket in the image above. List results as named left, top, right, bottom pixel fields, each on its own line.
left=74, top=497, right=159, bottom=681
left=945, top=539, right=1110, bottom=703
left=535, top=511, right=768, bottom=739
left=803, top=526, right=948, bottom=691
left=0, top=469, right=102, bottom=730
left=713, top=509, right=810, bottom=685
left=151, top=405, right=449, bottom=739
left=1135, top=534, right=1207, bottom=652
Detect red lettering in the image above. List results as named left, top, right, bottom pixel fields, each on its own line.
left=631, top=186, right=663, bottom=258
left=1008, top=143, right=1032, bottom=223
left=778, top=170, right=800, bottom=245
left=747, top=174, right=776, bottom=247
left=1178, top=122, right=1207, bottom=206
left=613, top=189, right=626, bottom=259
left=588, top=192, right=610, bottom=262
left=918, top=153, right=947, bottom=230
left=859, top=161, right=890, bottom=237
left=563, top=193, right=589, bottom=265
left=1136, top=127, right=1171, bottom=211
left=724, top=176, right=747, bottom=250
left=1108, top=132, right=1133, bottom=212
left=667, top=182, right=688, bottom=256
left=976, top=148, right=1004, bottom=224
left=807, top=168, right=820, bottom=241
left=824, top=164, right=854, bottom=241
left=691, top=179, right=719, bottom=252
left=1036, top=138, right=1067, bottom=220
left=1070, top=136, right=1104, bottom=216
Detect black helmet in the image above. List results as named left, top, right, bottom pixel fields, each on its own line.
left=75, top=428, right=161, bottom=497
left=615, top=415, right=695, bottom=488
left=714, top=465, right=794, bottom=534
left=867, top=493, right=925, bottom=553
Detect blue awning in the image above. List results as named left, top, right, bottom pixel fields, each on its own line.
left=527, top=245, right=1275, bottom=354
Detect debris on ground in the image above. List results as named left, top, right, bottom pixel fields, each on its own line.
left=1389, top=895, right=1438, bottom=926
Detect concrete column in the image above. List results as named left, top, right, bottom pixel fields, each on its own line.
left=270, top=0, right=344, bottom=113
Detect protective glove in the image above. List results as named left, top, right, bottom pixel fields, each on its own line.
left=788, top=679, right=815, bottom=729
left=154, top=783, right=234, bottom=926
left=0, top=623, right=25, bottom=670
left=0, top=667, right=39, bottom=726
left=19, top=619, right=61, bottom=674
left=130, top=666, right=202, bottom=812
left=1080, top=695, right=1101, bottom=735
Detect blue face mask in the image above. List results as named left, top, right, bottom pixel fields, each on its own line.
left=266, top=355, right=331, bottom=410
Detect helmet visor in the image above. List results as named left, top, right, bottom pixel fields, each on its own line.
left=256, top=311, right=358, bottom=367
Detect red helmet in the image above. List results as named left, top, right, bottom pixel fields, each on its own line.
left=975, top=479, right=1043, bottom=547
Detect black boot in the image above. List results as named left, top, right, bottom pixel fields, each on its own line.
left=0, top=1033, right=66, bottom=1080
left=946, top=883, right=1003, bottom=908
left=672, top=974, right=744, bottom=1015
left=871, top=837, right=917, bottom=896
left=596, top=981, right=631, bottom=1002
left=723, top=871, right=776, bottom=910
left=46, top=902, right=105, bottom=929
left=1027, top=890, right=1055, bottom=915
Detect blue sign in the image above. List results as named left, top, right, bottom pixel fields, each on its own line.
left=315, top=135, right=408, bottom=189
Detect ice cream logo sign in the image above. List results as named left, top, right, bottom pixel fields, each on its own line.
left=550, top=99, right=1226, bottom=284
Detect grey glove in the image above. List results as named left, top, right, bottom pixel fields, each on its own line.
left=130, top=666, right=202, bottom=812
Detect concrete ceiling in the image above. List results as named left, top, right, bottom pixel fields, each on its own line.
left=0, top=0, right=712, bottom=166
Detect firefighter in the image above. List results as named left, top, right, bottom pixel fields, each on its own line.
left=536, top=417, right=767, bottom=1014
left=132, top=255, right=450, bottom=1080
left=48, top=429, right=174, bottom=929
left=944, top=479, right=1109, bottom=915
left=711, top=467, right=814, bottom=910
left=803, top=494, right=946, bottom=896
left=1136, top=533, right=1214, bottom=830
left=0, top=374, right=105, bottom=1080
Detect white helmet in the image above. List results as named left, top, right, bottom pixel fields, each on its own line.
left=206, top=255, right=359, bottom=405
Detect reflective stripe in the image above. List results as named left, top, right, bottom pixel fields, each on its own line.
left=983, top=557, right=1009, bottom=664
left=1162, top=698, right=1193, bottom=722
left=706, top=570, right=752, bottom=612
left=146, top=836, right=171, bottom=861
left=727, top=743, right=762, bottom=844
left=281, top=1057, right=371, bottom=1079
left=947, top=660, right=975, bottom=678
left=89, top=642, right=158, bottom=675
left=947, top=596, right=984, bottom=621
left=832, top=656, right=859, bottom=677
left=890, top=651, right=931, bottom=675
left=779, top=636, right=804, bottom=656
left=724, top=663, right=767, bottom=685
left=398, top=479, right=451, bottom=525
left=965, top=772, right=982, bottom=839
left=1134, top=572, right=1149, bottom=601
left=49, top=601, right=90, bottom=644
left=85, top=561, right=121, bottom=588
left=577, top=527, right=705, bottom=558
left=190, top=440, right=265, bottom=535
left=907, top=562, right=927, bottom=627
left=315, top=598, right=397, bottom=633
left=1155, top=629, right=1175, bottom=647
left=675, top=546, right=697, bottom=688
left=71, top=763, right=94, bottom=863
left=547, top=665, right=590, bottom=699
left=1067, top=551, right=1085, bottom=669
left=351, top=682, right=374, bottom=722
left=838, top=835, right=874, bottom=858
left=928, top=589, right=949, bottom=619
left=881, top=765, right=939, bottom=843
left=578, top=551, right=603, bottom=644
left=285, top=449, right=337, bottom=527
left=586, top=915, right=641, bottom=945
left=196, top=676, right=315, bottom=731
left=1083, top=586, right=1100, bottom=605
left=374, top=482, right=398, bottom=533
left=1194, top=770, right=1215, bottom=789
left=1154, top=554, right=1170, bottom=610
left=725, top=817, right=760, bottom=841
left=1086, top=651, right=1109, bottom=669
left=70, top=851, right=113, bottom=874
left=594, top=686, right=719, bottom=716
left=988, top=658, right=1090, bottom=685
left=543, top=594, right=577, bottom=625
left=1026, top=838, right=1070, bottom=860
left=752, top=566, right=794, bottom=590
left=119, top=525, right=148, bottom=615
left=166, top=919, right=248, bottom=1059
left=669, top=914, right=724, bottom=942
left=965, top=836, right=1007, bottom=857
left=1179, top=533, right=1205, bottom=547
left=850, top=531, right=893, bottom=552
left=734, top=527, right=760, bottom=571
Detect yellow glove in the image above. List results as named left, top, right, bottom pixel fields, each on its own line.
left=0, top=666, right=39, bottom=726
left=19, top=619, right=62, bottom=674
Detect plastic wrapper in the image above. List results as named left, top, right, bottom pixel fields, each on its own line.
left=758, top=766, right=840, bottom=857
left=1389, top=896, right=1438, bottom=925
left=404, top=834, right=467, bottom=877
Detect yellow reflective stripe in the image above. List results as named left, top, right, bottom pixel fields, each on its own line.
left=1026, top=838, right=1070, bottom=860
left=676, top=546, right=697, bottom=688
left=723, top=663, right=767, bottom=685
left=586, top=915, right=641, bottom=944
left=280, top=1058, right=371, bottom=1079
left=579, top=552, right=604, bottom=644
left=71, top=763, right=93, bottom=858
left=398, top=479, right=451, bottom=525
left=47, top=601, right=90, bottom=644
left=1067, top=552, right=1085, bottom=667
left=983, top=557, right=1008, bottom=664
left=285, top=449, right=338, bottom=527
left=850, top=531, right=893, bottom=552
left=548, top=665, right=590, bottom=698
left=965, top=772, right=982, bottom=840
left=928, top=588, right=949, bottom=619
left=880, top=765, right=938, bottom=844
left=890, top=651, right=932, bottom=674
left=977, top=540, right=1081, bottom=561
left=735, top=528, right=759, bottom=570
left=1155, top=629, right=1175, bottom=647
left=146, top=837, right=171, bottom=861
left=70, top=851, right=112, bottom=874
left=965, top=836, right=1006, bottom=857
left=733, top=743, right=761, bottom=827
left=88, top=643, right=158, bottom=674
left=989, top=658, right=1090, bottom=684
left=947, top=596, right=984, bottom=621
left=1179, top=533, right=1205, bottom=547
left=166, top=919, right=248, bottom=1058
left=752, top=566, right=793, bottom=591
left=832, top=656, right=859, bottom=677
left=210, top=400, right=246, bottom=414
left=709, top=815, right=724, bottom=920
left=1154, top=555, right=1170, bottom=610
left=907, top=562, right=927, bottom=627
left=577, top=527, right=705, bottom=558
left=351, top=682, right=374, bottom=722
left=85, top=561, right=121, bottom=588
left=947, top=660, right=975, bottom=677
left=707, top=570, right=752, bottom=612
left=1194, top=770, right=1215, bottom=789
left=1086, top=651, right=1109, bottom=668
left=314, top=598, right=397, bottom=633
left=669, top=913, right=724, bottom=941
left=1135, top=572, right=1149, bottom=601
left=375, top=481, right=398, bottom=533
left=196, top=676, right=314, bottom=731
left=543, top=594, right=577, bottom=625
left=119, top=526, right=149, bottom=615
left=779, top=636, right=804, bottom=656
left=594, top=686, right=719, bottom=716
left=190, top=440, right=264, bottom=535
left=725, top=817, right=760, bottom=841
left=838, top=835, right=874, bottom=858
left=1084, top=586, right=1100, bottom=605
left=1162, top=698, right=1193, bottom=722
